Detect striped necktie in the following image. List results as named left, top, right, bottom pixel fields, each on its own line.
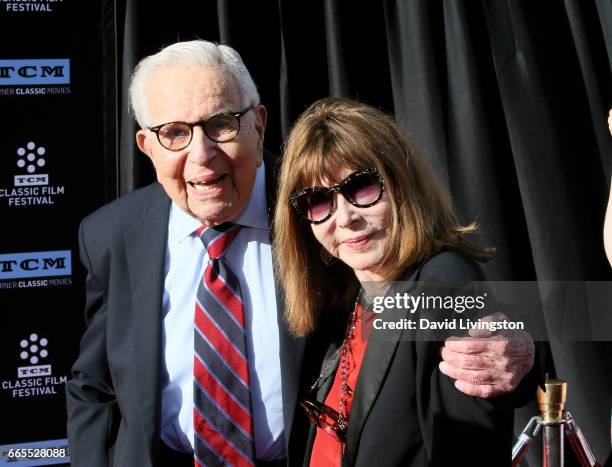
left=193, top=223, right=256, bottom=467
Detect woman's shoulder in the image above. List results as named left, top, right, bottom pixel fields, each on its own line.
left=406, top=250, right=486, bottom=282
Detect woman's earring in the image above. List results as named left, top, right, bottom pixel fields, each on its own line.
left=320, top=247, right=337, bottom=266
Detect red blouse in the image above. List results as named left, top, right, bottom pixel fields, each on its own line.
left=309, top=306, right=374, bottom=467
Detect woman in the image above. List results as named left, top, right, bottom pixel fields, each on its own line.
left=274, top=97, right=513, bottom=466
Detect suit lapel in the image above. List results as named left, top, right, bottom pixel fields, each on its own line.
left=264, top=150, right=307, bottom=455
left=343, top=272, right=421, bottom=466
left=342, top=309, right=404, bottom=465
left=273, top=271, right=306, bottom=456
left=301, top=340, right=341, bottom=465
left=123, top=183, right=171, bottom=460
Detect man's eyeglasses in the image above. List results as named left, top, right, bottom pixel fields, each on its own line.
left=300, top=399, right=347, bottom=442
left=289, top=166, right=384, bottom=224
left=148, top=106, right=254, bottom=151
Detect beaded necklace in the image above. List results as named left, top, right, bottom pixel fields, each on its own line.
left=307, top=292, right=365, bottom=432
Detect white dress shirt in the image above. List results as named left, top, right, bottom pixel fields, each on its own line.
left=160, top=163, right=285, bottom=460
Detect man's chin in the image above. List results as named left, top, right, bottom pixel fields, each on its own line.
left=187, top=200, right=237, bottom=227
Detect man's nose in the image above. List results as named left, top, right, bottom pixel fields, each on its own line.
left=187, top=126, right=217, bottom=165
left=334, top=193, right=359, bottom=227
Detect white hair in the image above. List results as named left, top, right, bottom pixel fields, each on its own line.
left=129, top=40, right=260, bottom=128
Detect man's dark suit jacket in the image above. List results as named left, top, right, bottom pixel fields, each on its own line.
left=66, top=159, right=305, bottom=467
left=290, top=252, right=521, bottom=467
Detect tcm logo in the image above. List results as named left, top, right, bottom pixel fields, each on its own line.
left=0, top=59, right=70, bottom=85
left=18, top=365, right=51, bottom=378
left=17, top=333, right=51, bottom=378
left=15, top=175, right=48, bottom=186
left=14, top=141, right=48, bottom=185
left=0, top=250, right=71, bottom=280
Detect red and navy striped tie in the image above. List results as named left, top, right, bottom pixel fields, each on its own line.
left=194, top=223, right=255, bottom=467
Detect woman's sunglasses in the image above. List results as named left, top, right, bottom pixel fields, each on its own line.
left=289, top=166, right=385, bottom=224
left=299, top=399, right=347, bottom=442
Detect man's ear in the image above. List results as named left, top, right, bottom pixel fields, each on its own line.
left=253, top=105, right=267, bottom=166
left=254, top=105, right=267, bottom=145
left=136, top=129, right=153, bottom=160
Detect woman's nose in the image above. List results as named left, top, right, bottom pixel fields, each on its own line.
left=334, top=193, right=359, bottom=227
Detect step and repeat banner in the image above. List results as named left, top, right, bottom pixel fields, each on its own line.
left=0, top=2, right=109, bottom=465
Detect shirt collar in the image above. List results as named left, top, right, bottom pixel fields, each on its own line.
left=168, top=162, right=269, bottom=244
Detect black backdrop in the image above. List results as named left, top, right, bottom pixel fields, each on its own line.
left=1, top=0, right=609, bottom=465
left=0, top=1, right=105, bottom=463
left=107, top=0, right=612, bottom=464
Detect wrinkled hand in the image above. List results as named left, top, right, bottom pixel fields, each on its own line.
left=438, top=313, right=535, bottom=398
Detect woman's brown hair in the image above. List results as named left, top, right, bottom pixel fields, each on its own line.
left=273, top=97, right=491, bottom=336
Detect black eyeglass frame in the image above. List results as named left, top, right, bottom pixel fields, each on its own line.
left=289, top=166, right=385, bottom=224
left=147, top=105, right=255, bottom=151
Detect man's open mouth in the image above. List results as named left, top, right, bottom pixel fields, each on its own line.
left=188, top=174, right=226, bottom=192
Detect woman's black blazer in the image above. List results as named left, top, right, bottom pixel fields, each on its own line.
left=290, top=251, right=521, bottom=467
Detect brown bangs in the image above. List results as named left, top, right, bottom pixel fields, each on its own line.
left=287, top=120, right=383, bottom=192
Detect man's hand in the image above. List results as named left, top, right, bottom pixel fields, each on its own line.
left=438, top=313, right=535, bottom=398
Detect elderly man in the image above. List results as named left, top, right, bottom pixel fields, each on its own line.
left=66, top=40, right=535, bottom=467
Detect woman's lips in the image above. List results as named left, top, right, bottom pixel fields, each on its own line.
left=342, top=234, right=373, bottom=250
